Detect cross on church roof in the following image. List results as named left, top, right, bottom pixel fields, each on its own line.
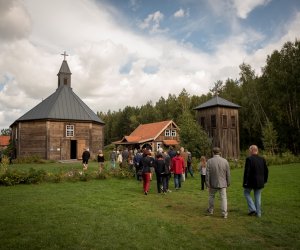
left=61, top=51, right=69, bottom=61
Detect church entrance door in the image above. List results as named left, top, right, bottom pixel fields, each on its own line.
left=70, top=140, right=77, bottom=159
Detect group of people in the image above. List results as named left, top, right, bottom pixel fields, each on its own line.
left=81, top=148, right=105, bottom=173
left=82, top=144, right=269, bottom=218
left=137, top=144, right=268, bottom=219
left=134, top=146, right=194, bottom=195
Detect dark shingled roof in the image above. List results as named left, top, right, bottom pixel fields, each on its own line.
left=12, top=59, right=104, bottom=125
left=58, top=60, right=71, bottom=74
left=193, top=96, right=241, bottom=110
left=15, top=85, right=104, bottom=124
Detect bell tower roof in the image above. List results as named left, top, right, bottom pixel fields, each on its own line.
left=57, top=51, right=72, bottom=87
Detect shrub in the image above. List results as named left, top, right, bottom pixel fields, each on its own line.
left=263, top=151, right=300, bottom=165
left=109, top=167, right=134, bottom=179
left=26, top=168, right=47, bottom=184
left=0, top=155, right=9, bottom=174
left=46, top=169, right=68, bottom=183
left=14, top=155, right=45, bottom=164
left=0, top=169, right=27, bottom=186
left=96, top=170, right=110, bottom=180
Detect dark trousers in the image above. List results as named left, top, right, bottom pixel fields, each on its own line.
left=166, top=174, right=171, bottom=190
left=135, top=165, right=142, bottom=181
left=156, top=174, right=168, bottom=193
left=185, top=162, right=194, bottom=177
left=201, top=174, right=206, bottom=190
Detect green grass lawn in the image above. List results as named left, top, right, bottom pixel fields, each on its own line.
left=0, top=162, right=299, bottom=249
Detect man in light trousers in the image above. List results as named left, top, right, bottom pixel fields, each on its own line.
left=205, top=147, right=230, bottom=219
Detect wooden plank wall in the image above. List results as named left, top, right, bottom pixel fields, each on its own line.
left=13, top=120, right=104, bottom=161
left=18, top=121, right=47, bottom=158
left=196, top=107, right=240, bottom=159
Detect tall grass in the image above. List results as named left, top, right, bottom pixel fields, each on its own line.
left=0, top=163, right=299, bottom=249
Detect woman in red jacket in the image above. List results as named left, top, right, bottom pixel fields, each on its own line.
left=171, top=151, right=185, bottom=190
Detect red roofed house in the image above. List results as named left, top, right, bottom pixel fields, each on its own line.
left=114, top=120, right=180, bottom=152
left=0, top=135, right=10, bottom=150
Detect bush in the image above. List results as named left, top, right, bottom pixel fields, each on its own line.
left=14, top=155, right=45, bottom=164
left=0, top=169, right=27, bottom=186
left=26, top=168, right=47, bottom=184
left=0, top=168, right=47, bottom=186
left=263, top=151, right=300, bottom=165
left=234, top=149, right=300, bottom=167
left=0, top=155, right=9, bottom=174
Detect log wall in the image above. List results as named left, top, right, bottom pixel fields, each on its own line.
left=11, top=120, right=104, bottom=161
left=196, top=107, right=240, bottom=159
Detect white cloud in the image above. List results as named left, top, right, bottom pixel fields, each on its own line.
left=0, top=0, right=31, bottom=41
left=232, top=0, right=271, bottom=19
left=174, top=8, right=189, bottom=18
left=0, top=0, right=299, bottom=131
left=246, top=12, right=300, bottom=75
left=207, top=0, right=271, bottom=20
left=139, top=11, right=168, bottom=34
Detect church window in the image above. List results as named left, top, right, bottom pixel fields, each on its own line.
left=64, top=78, right=68, bottom=85
left=66, top=125, right=74, bottom=137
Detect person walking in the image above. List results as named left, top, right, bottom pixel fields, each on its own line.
left=97, top=150, right=105, bottom=173
left=122, top=147, right=129, bottom=168
left=243, top=145, right=269, bottom=217
left=186, top=149, right=194, bottom=177
left=82, top=148, right=90, bottom=170
left=153, top=153, right=168, bottom=194
left=133, top=149, right=143, bottom=181
left=171, top=151, right=185, bottom=190
left=163, top=150, right=172, bottom=192
left=140, top=150, right=154, bottom=195
left=205, top=147, right=230, bottom=219
left=110, top=149, right=117, bottom=169
left=117, top=149, right=123, bottom=168
left=199, top=156, right=207, bottom=190
left=168, top=146, right=176, bottom=159
left=180, top=147, right=188, bottom=181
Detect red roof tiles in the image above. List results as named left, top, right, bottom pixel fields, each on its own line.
left=130, top=120, right=173, bottom=140
left=0, top=136, right=10, bottom=147
left=115, top=120, right=179, bottom=144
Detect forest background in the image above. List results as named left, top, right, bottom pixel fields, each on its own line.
left=98, top=40, right=300, bottom=157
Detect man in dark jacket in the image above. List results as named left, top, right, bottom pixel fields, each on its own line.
left=243, top=145, right=269, bottom=217
left=82, top=148, right=90, bottom=170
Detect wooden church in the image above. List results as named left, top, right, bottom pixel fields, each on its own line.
left=194, top=96, right=241, bottom=159
left=10, top=53, right=105, bottom=160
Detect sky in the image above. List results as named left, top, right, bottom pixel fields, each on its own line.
left=0, top=0, right=300, bottom=131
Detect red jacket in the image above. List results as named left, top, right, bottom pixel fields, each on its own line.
left=171, top=155, right=185, bottom=174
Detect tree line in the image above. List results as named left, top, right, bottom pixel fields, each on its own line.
left=98, top=40, right=300, bottom=156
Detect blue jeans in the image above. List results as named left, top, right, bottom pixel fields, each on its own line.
left=244, top=188, right=262, bottom=217
left=174, top=174, right=182, bottom=189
